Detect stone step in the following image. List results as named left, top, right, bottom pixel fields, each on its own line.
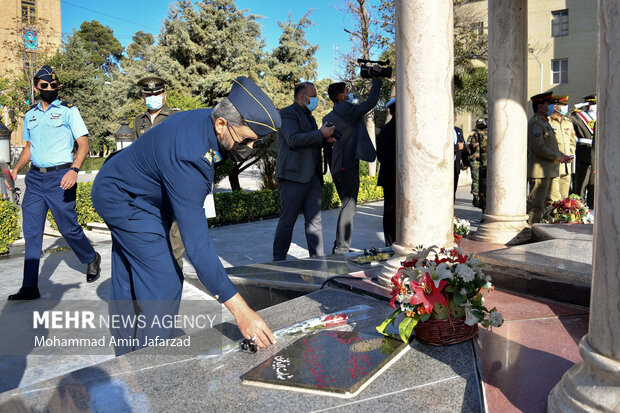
left=477, top=239, right=592, bottom=307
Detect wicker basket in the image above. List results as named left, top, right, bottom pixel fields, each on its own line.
left=414, top=317, right=479, bottom=346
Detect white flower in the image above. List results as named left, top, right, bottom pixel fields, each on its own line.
left=456, top=263, right=476, bottom=282
left=489, top=310, right=504, bottom=327
left=468, top=257, right=482, bottom=267
left=460, top=288, right=468, bottom=296
left=428, top=262, right=453, bottom=288
left=463, top=304, right=479, bottom=326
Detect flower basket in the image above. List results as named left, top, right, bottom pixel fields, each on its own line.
left=414, top=317, right=479, bottom=346
left=377, top=245, right=503, bottom=345
left=541, top=194, right=593, bottom=224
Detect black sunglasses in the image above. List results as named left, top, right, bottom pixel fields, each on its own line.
left=38, top=82, right=59, bottom=90
left=228, top=125, right=262, bottom=146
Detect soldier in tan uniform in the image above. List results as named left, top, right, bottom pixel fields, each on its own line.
left=133, top=76, right=181, bottom=140
left=527, top=91, right=574, bottom=224
left=133, top=76, right=184, bottom=268
left=548, top=95, right=577, bottom=201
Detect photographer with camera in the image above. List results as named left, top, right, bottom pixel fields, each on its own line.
left=323, top=63, right=385, bottom=254
left=273, top=82, right=336, bottom=261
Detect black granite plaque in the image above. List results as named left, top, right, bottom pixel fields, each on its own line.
left=241, top=330, right=409, bottom=398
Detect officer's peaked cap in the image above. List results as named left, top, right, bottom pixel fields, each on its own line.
left=34, top=65, right=57, bottom=82
left=137, top=76, right=167, bottom=94
left=227, top=76, right=281, bottom=137
left=530, top=91, right=553, bottom=102
left=583, top=93, right=596, bottom=103
left=552, top=95, right=569, bottom=104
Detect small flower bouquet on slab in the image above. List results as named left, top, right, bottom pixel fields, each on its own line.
left=377, top=245, right=503, bottom=346
left=542, top=194, right=592, bottom=224
left=453, top=217, right=471, bottom=236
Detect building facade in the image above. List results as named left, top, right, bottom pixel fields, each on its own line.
left=459, top=0, right=597, bottom=110
left=0, top=0, right=62, bottom=151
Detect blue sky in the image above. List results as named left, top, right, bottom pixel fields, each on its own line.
left=59, top=0, right=378, bottom=80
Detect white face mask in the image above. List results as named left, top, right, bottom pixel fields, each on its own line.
left=145, top=95, right=164, bottom=110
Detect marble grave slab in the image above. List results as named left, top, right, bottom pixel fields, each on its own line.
left=242, top=329, right=409, bottom=398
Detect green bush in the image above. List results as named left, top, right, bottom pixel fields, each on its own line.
left=47, top=181, right=104, bottom=230
left=46, top=174, right=385, bottom=230
left=81, top=157, right=106, bottom=172
left=0, top=200, right=21, bottom=254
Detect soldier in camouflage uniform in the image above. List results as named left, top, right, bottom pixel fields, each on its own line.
left=466, top=118, right=488, bottom=211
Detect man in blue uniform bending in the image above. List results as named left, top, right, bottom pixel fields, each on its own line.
left=7, top=65, right=100, bottom=300
left=92, top=77, right=280, bottom=354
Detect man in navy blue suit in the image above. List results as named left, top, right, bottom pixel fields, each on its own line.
left=92, top=77, right=280, bottom=354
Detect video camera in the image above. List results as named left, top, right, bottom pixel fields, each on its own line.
left=358, top=59, right=393, bottom=79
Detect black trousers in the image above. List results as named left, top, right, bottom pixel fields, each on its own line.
left=273, top=174, right=324, bottom=261
left=332, top=166, right=360, bottom=254
left=382, top=183, right=396, bottom=247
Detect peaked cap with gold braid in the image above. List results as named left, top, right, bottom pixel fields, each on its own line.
left=227, top=76, right=281, bottom=137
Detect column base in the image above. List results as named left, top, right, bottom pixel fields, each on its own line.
left=471, top=213, right=530, bottom=245
left=377, top=243, right=411, bottom=288
left=548, top=335, right=620, bottom=412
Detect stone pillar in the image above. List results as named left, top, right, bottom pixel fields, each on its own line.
left=471, top=0, right=530, bottom=245
left=379, top=0, right=454, bottom=286
left=548, top=2, right=620, bottom=410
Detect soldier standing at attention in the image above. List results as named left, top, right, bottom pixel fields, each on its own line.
left=548, top=95, right=576, bottom=202
left=570, top=94, right=597, bottom=209
left=6, top=65, right=100, bottom=300
left=466, top=118, right=488, bottom=211
left=133, top=76, right=180, bottom=140
left=527, top=91, right=573, bottom=224
left=132, top=76, right=184, bottom=268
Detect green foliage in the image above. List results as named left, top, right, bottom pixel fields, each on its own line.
left=45, top=174, right=385, bottom=230
left=455, top=66, right=488, bottom=115
left=81, top=157, right=106, bottom=172
left=126, top=31, right=155, bottom=61
left=0, top=200, right=20, bottom=255
left=47, top=182, right=104, bottom=230
left=75, top=20, right=124, bottom=71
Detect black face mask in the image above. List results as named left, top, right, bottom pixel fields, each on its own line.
left=227, top=141, right=255, bottom=163
left=221, top=125, right=257, bottom=163
left=39, top=89, right=58, bottom=103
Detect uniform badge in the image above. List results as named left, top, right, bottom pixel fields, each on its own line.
left=204, top=151, right=213, bottom=164
left=588, top=120, right=596, bottom=129
left=148, top=80, right=155, bottom=90
left=50, top=113, right=61, bottom=120
left=204, top=149, right=222, bottom=165
left=533, top=124, right=542, bottom=137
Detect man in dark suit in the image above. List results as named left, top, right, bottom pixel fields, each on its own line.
left=323, top=74, right=382, bottom=254
left=454, top=113, right=466, bottom=196
left=376, top=98, right=396, bottom=246
left=273, top=82, right=336, bottom=261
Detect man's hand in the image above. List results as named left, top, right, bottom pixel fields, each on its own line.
left=320, top=122, right=335, bottom=138
left=371, top=64, right=382, bottom=78
left=60, top=169, right=78, bottom=190
left=458, top=142, right=464, bottom=151
left=559, top=155, right=574, bottom=163
left=224, top=293, right=276, bottom=349
left=325, top=136, right=337, bottom=144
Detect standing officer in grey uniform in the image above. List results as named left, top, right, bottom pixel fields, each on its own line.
left=7, top=65, right=100, bottom=300
left=323, top=73, right=382, bottom=254
left=273, top=82, right=336, bottom=261
left=132, top=76, right=185, bottom=268
left=133, top=76, right=180, bottom=140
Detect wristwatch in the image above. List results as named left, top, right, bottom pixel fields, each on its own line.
left=70, top=167, right=80, bottom=173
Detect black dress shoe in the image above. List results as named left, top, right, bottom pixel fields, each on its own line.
left=8, top=287, right=40, bottom=300
left=86, top=252, right=101, bottom=283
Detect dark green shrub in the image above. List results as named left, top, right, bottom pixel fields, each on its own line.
left=47, top=181, right=104, bottom=230
left=0, top=200, right=20, bottom=254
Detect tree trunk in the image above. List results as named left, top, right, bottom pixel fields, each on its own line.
left=228, top=166, right=242, bottom=192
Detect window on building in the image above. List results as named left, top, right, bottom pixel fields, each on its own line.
left=21, top=0, right=36, bottom=24
left=552, top=10, right=569, bottom=37
left=552, top=59, right=568, bottom=84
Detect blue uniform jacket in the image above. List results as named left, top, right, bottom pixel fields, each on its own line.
left=92, top=109, right=237, bottom=302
